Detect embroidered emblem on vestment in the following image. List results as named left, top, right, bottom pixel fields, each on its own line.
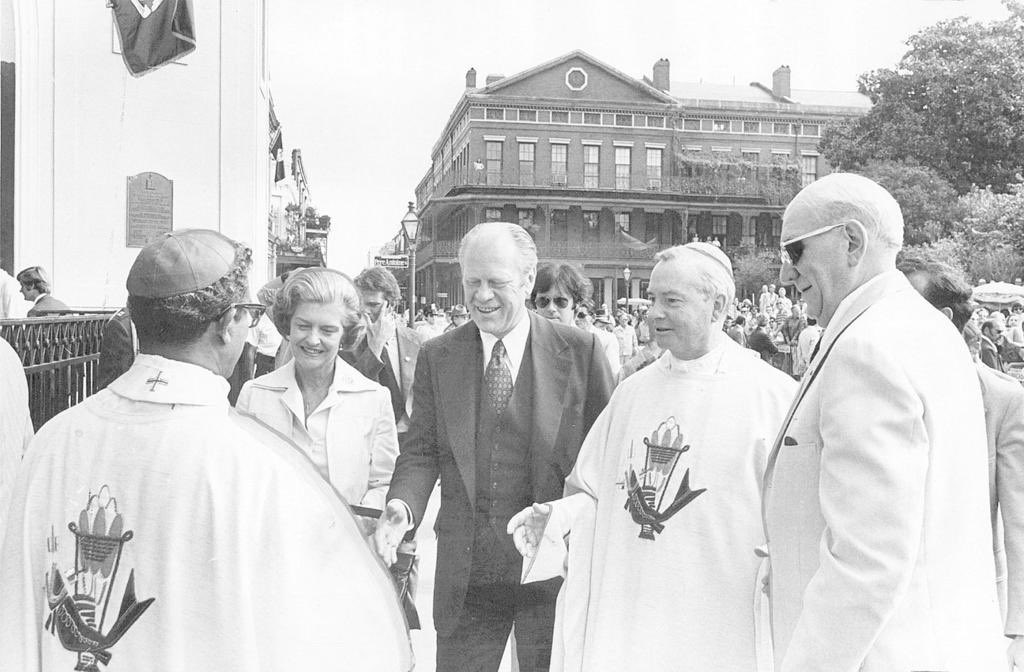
left=623, top=417, right=707, bottom=540
left=43, top=485, right=155, bottom=671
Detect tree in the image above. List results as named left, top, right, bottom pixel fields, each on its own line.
left=949, top=178, right=1024, bottom=281
left=731, top=248, right=779, bottom=302
left=855, top=159, right=960, bottom=245
left=821, top=1, right=1024, bottom=193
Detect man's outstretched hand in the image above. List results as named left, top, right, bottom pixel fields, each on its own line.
left=373, top=500, right=412, bottom=567
left=507, top=502, right=552, bottom=558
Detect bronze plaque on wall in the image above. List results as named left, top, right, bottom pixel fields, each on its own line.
left=126, top=172, right=173, bottom=247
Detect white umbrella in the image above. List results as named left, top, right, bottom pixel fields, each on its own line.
left=972, top=281, right=1024, bottom=306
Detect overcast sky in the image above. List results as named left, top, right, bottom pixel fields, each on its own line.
left=268, top=0, right=1011, bottom=275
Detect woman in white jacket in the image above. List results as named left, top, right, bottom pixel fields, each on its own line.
left=237, top=268, right=398, bottom=509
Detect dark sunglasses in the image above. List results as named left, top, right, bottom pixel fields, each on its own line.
left=780, top=222, right=847, bottom=265
left=576, top=311, right=589, bottom=319
left=218, top=302, right=266, bottom=329
left=535, top=296, right=571, bottom=310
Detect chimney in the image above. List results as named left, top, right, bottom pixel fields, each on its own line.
left=652, top=58, right=670, bottom=91
left=465, top=67, right=476, bottom=88
left=485, top=74, right=504, bottom=86
left=772, top=65, right=791, bottom=99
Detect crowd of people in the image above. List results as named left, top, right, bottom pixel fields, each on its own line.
left=0, top=171, right=1020, bottom=672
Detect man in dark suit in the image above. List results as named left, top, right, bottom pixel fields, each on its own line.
left=982, top=317, right=1007, bottom=373
left=16, top=266, right=69, bottom=315
left=345, top=266, right=424, bottom=437
left=374, top=222, right=614, bottom=672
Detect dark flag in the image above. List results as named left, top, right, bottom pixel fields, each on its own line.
left=110, top=0, right=196, bottom=77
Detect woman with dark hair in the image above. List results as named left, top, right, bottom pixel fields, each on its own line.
left=237, top=268, right=398, bottom=510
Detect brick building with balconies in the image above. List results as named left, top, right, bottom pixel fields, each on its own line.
left=411, top=51, right=870, bottom=308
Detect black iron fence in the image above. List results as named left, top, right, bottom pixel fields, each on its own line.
left=1, top=313, right=112, bottom=430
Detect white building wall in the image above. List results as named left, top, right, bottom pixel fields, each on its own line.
left=9, top=0, right=269, bottom=307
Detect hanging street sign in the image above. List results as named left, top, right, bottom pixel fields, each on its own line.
left=375, top=254, right=409, bottom=269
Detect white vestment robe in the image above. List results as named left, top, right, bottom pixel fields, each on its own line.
left=529, top=339, right=795, bottom=672
left=0, top=354, right=412, bottom=672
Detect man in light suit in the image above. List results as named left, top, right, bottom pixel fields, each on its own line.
left=762, top=173, right=1004, bottom=671
left=900, top=253, right=1024, bottom=669
left=374, top=222, right=614, bottom=672
left=346, top=266, right=424, bottom=438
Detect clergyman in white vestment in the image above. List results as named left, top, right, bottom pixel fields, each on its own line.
left=509, top=243, right=795, bottom=671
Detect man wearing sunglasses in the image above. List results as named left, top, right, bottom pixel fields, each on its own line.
left=0, top=229, right=413, bottom=671
left=763, top=174, right=1003, bottom=671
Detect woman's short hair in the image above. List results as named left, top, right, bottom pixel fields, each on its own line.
left=531, top=262, right=592, bottom=308
left=272, top=267, right=361, bottom=337
left=129, top=241, right=251, bottom=347
left=16, top=266, right=51, bottom=294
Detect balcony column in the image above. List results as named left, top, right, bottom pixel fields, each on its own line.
left=602, top=277, right=614, bottom=311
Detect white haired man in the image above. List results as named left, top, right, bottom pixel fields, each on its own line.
left=763, top=173, right=1004, bottom=670
left=374, top=222, right=613, bottom=672
left=507, top=242, right=795, bottom=671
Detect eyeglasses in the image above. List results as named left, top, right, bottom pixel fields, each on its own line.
left=779, top=222, right=848, bottom=265
left=218, top=302, right=267, bottom=329
left=535, top=296, right=571, bottom=310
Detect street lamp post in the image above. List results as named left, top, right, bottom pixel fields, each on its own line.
left=622, top=266, right=631, bottom=307
left=401, top=201, right=420, bottom=328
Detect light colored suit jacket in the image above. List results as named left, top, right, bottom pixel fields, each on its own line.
left=976, top=362, right=1024, bottom=634
left=762, top=271, right=1004, bottom=672
left=236, top=358, right=399, bottom=510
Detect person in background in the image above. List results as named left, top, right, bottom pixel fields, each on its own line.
left=612, top=311, right=638, bottom=367
left=346, top=266, right=424, bottom=439
left=900, top=253, right=1024, bottom=668
left=792, top=316, right=822, bottom=378
left=17, top=266, right=69, bottom=315
left=237, top=268, right=398, bottom=510
left=591, top=311, right=621, bottom=376
left=445, top=304, right=470, bottom=332
left=250, top=279, right=283, bottom=377
left=374, top=222, right=613, bottom=672
left=635, top=309, right=651, bottom=345
left=759, top=284, right=776, bottom=316
left=764, top=172, right=1003, bottom=671
left=0, top=230, right=412, bottom=671
left=1002, top=312, right=1024, bottom=366
left=531, top=261, right=591, bottom=328
left=95, top=306, right=136, bottom=391
left=727, top=314, right=747, bottom=346
left=746, top=314, right=778, bottom=362
left=982, top=317, right=1007, bottom=373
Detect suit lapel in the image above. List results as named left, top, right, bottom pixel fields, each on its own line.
left=763, top=272, right=912, bottom=504
left=528, top=313, right=570, bottom=470
left=437, top=323, right=482, bottom=499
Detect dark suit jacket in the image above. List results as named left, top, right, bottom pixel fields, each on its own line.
left=747, top=328, right=778, bottom=361
left=27, top=294, right=69, bottom=316
left=342, top=324, right=423, bottom=430
left=96, top=308, right=134, bottom=391
left=387, top=311, right=614, bottom=637
left=982, top=336, right=1006, bottom=373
